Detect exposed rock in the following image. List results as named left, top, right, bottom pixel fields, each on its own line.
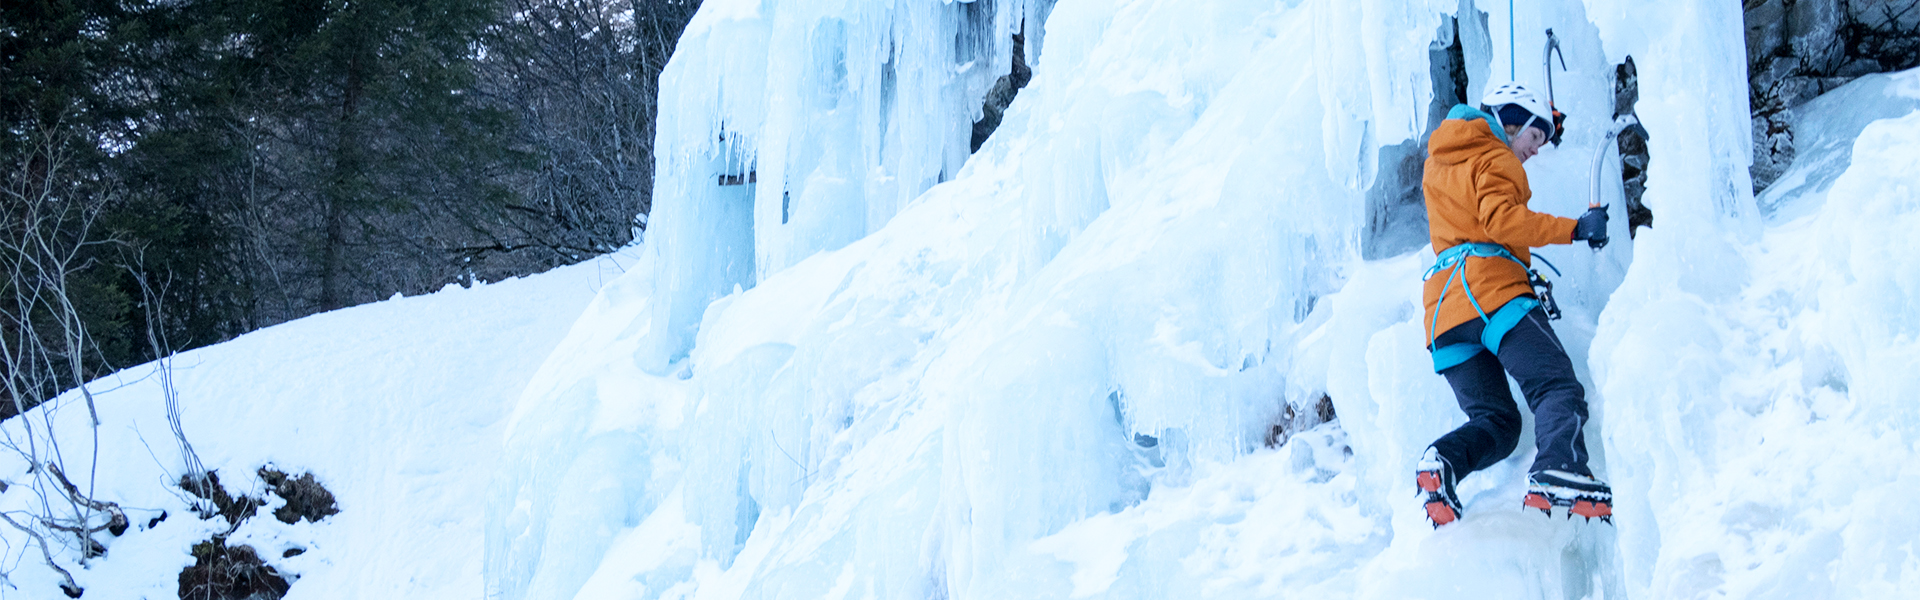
left=1850, top=0, right=1920, bottom=29
left=1361, top=13, right=1473, bottom=260
left=1266, top=394, right=1338, bottom=449
left=1614, top=57, right=1654, bottom=237
left=1791, top=0, right=1847, bottom=69
left=1747, top=0, right=1919, bottom=193
left=971, top=29, right=1033, bottom=153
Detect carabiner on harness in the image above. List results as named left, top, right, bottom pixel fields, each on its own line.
left=1529, top=269, right=1562, bottom=321
left=1527, top=252, right=1562, bottom=321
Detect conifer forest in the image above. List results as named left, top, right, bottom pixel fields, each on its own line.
left=3, top=0, right=701, bottom=417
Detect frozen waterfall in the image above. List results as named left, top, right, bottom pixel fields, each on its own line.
left=483, top=0, right=1920, bottom=598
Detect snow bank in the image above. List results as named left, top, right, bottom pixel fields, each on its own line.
left=0, top=251, right=634, bottom=599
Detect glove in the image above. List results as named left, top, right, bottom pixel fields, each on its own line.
left=1573, top=205, right=1609, bottom=249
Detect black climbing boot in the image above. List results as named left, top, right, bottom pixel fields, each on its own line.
left=1524, top=469, right=1613, bottom=523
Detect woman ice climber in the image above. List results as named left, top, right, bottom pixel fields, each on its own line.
left=1413, top=82, right=1613, bottom=527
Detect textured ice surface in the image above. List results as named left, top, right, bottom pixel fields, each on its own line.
left=1594, top=85, right=1920, bottom=599
left=636, top=0, right=1057, bottom=373
left=485, top=0, right=1657, bottom=598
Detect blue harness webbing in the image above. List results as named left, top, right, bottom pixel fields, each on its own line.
left=1424, top=242, right=1553, bottom=372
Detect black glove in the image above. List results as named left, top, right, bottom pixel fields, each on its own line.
left=1573, top=205, right=1609, bottom=249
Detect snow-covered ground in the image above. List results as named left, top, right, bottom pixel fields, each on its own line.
left=8, top=0, right=1920, bottom=599
left=0, top=250, right=637, bottom=598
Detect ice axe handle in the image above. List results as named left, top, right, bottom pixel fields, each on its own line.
left=1590, top=115, right=1649, bottom=210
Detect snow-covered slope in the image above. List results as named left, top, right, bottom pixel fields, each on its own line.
left=0, top=251, right=636, bottom=599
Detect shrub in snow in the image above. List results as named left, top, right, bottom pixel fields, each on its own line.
left=258, top=467, right=340, bottom=525
left=178, top=540, right=291, bottom=600
left=174, top=467, right=338, bottom=599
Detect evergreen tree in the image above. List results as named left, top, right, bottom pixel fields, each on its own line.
left=2, top=0, right=142, bottom=416
left=4, top=0, right=702, bottom=417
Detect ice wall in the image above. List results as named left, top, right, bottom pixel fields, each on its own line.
left=1588, top=24, right=1920, bottom=598
left=488, top=0, right=1920, bottom=598
left=488, top=0, right=1450, bottom=596
left=635, top=0, right=1056, bottom=372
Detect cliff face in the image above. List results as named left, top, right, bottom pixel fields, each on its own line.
left=1746, top=0, right=1920, bottom=191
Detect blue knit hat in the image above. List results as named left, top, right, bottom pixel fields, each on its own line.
left=1494, top=103, right=1554, bottom=139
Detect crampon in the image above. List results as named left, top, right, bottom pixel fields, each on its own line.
left=1417, top=448, right=1464, bottom=528
left=1524, top=469, right=1613, bottom=524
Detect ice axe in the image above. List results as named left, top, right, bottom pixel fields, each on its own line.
left=1543, top=29, right=1569, bottom=146
left=1586, top=114, right=1652, bottom=249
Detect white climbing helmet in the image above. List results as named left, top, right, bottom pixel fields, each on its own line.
left=1481, top=82, right=1556, bottom=139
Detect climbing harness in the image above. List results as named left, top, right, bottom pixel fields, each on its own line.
left=1543, top=29, right=1569, bottom=146
left=1423, top=242, right=1562, bottom=372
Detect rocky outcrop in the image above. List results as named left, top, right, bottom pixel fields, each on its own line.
left=971, top=31, right=1034, bottom=154
left=1746, top=0, right=1920, bottom=192
left=1614, top=57, right=1654, bottom=237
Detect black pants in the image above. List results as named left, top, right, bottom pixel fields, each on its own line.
left=1430, top=306, right=1591, bottom=477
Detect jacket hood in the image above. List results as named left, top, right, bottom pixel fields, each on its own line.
left=1428, top=104, right=1511, bottom=166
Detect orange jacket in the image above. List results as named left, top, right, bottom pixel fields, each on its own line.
left=1421, top=107, right=1576, bottom=340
